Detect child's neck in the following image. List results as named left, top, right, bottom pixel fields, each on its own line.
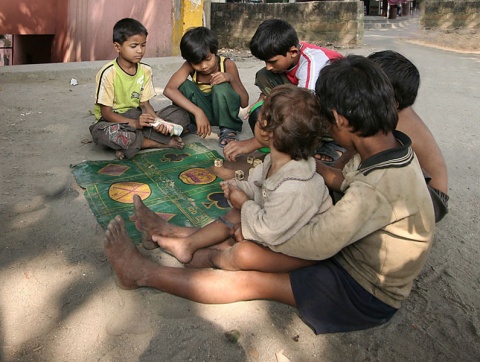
left=267, top=148, right=292, bottom=178
left=117, top=58, right=137, bottom=75
left=354, top=132, right=399, bottom=163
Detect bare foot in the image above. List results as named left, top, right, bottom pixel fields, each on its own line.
left=314, top=153, right=334, bottom=162
left=116, top=150, right=126, bottom=160
left=133, top=195, right=197, bottom=241
left=156, top=136, right=184, bottom=150
left=168, top=136, right=184, bottom=149
left=104, top=215, right=157, bottom=289
left=152, top=235, right=194, bottom=264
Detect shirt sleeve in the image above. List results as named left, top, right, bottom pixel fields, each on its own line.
left=139, top=65, right=156, bottom=102
left=240, top=179, right=327, bottom=247
left=270, top=180, right=395, bottom=260
left=95, top=67, right=115, bottom=107
left=234, top=163, right=263, bottom=200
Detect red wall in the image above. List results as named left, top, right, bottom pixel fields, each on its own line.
left=0, top=0, right=173, bottom=64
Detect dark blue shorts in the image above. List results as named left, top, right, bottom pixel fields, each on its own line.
left=290, top=259, right=397, bottom=334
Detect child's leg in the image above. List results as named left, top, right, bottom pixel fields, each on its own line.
left=189, top=240, right=317, bottom=272
left=153, top=209, right=241, bottom=264
left=178, top=80, right=214, bottom=125
left=211, top=83, right=243, bottom=131
left=254, top=68, right=291, bottom=96
left=119, top=108, right=184, bottom=152
left=89, top=121, right=143, bottom=159
left=140, top=130, right=184, bottom=150
left=105, top=215, right=296, bottom=306
left=133, top=194, right=200, bottom=241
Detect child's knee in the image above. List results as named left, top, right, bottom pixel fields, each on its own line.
left=231, top=241, right=258, bottom=270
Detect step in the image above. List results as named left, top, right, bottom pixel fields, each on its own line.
left=364, top=15, right=415, bottom=30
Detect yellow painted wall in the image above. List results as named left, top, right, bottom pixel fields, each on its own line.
left=171, top=0, right=205, bottom=56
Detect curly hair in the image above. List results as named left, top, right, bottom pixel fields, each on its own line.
left=259, top=84, right=328, bottom=160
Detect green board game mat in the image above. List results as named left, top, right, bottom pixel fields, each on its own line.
left=72, top=143, right=230, bottom=244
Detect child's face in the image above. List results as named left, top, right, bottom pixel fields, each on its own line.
left=114, top=34, right=147, bottom=64
left=264, top=49, right=298, bottom=73
left=190, top=52, right=218, bottom=75
left=253, top=118, right=270, bottom=148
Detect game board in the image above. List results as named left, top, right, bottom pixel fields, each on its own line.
left=72, top=143, right=230, bottom=244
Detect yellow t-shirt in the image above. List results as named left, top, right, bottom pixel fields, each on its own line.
left=191, top=56, right=226, bottom=93
left=94, top=59, right=156, bottom=121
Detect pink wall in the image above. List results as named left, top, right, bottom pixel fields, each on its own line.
left=0, top=1, right=58, bottom=34
left=0, top=0, right=173, bottom=64
left=61, top=0, right=173, bottom=62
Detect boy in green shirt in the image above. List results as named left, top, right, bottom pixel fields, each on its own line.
left=90, top=18, right=187, bottom=159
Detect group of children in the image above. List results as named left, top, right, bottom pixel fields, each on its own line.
left=97, top=17, right=449, bottom=334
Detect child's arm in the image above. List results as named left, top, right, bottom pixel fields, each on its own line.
left=243, top=94, right=266, bottom=120
left=223, top=138, right=262, bottom=162
left=163, top=61, right=211, bottom=138
left=240, top=179, right=329, bottom=247
left=140, top=101, right=170, bottom=136
left=210, top=58, right=249, bottom=108
left=222, top=183, right=250, bottom=209
left=100, top=105, right=154, bottom=130
left=315, top=158, right=347, bottom=192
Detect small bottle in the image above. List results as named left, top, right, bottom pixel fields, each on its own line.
left=152, top=117, right=183, bottom=136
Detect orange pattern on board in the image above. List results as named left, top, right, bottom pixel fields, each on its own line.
left=179, top=168, right=216, bottom=185
left=108, top=182, right=152, bottom=204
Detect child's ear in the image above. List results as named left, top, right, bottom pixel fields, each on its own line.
left=258, top=120, right=271, bottom=140
left=113, top=42, right=121, bottom=53
left=332, top=110, right=348, bottom=128
left=288, top=46, right=299, bottom=59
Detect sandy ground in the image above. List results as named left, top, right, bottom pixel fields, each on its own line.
left=1, top=17, right=480, bottom=361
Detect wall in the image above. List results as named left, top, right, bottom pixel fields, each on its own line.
left=0, top=1, right=59, bottom=34
left=210, top=1, right=364, bottom=49
left=421, top=0, right=480, bottom=29
left=171, top=0, right=205, bottom=56
left=59, top=0, right=174, bottom=62
left=0, top=0, right=204, bottom=64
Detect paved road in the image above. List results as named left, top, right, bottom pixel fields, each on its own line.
left=1, top=16, right=479, bottom=361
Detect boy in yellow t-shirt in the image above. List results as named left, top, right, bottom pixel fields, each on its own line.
left=90, top=18, right=188, bottom=159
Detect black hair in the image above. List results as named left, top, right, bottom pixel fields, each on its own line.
left=249, top=19, right=299, bottom=61
left=315, top=55, right=398, bottom=137
left=113, top=18, right=148, bottom=44
left=368, top=50, right=420, bottom=110
left=180, top=27, right=219, bottom=64
left=259, top=84, right=328, bottom=160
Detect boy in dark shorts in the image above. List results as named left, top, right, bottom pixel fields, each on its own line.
left=163, top=27, right=249, bottom=148
left=104, top=55, right=435, bottom=334
left=90, top=18, right=187, bottom=159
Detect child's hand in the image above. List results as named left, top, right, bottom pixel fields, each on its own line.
left=223, top=139, right=257, bottom=162
left=220, top=180, right=237, bottom=200
left=222, top=183, right=248, bottom=209
left=210, top=72, right=231, bottom=85
left=137, top=113, right=156, bottom=129
left=243, top=96, right=265, bottom=120
left=153, top=122, right=170, bottom=135
left=194, top=112, right=211, bottom=138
